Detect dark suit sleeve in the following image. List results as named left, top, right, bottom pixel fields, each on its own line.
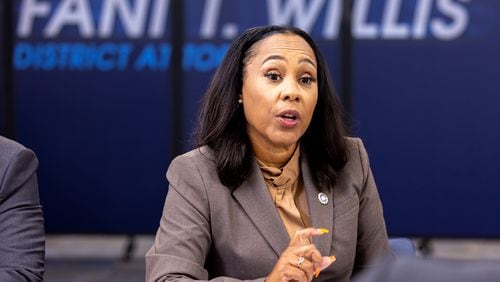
left=145, top=155, right=265, bottom=282
left=0, top=148, right=45, bottom=281
left=353, top=138, right=392, bottom=273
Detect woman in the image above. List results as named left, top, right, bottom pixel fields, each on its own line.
left=146, top=26, right=391, bottom=282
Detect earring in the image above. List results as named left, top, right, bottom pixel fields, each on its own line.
left=238, top=98, right=243, bottom=104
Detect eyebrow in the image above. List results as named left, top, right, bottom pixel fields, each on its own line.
left=262, top=55, right=317, bottom=68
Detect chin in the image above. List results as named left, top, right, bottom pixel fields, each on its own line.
left=269, top=135, right=301, bottom=148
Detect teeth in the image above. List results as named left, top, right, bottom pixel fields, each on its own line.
left=282, top=114, right=296, bottom=120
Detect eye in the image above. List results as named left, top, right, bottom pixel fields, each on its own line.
left=264, top=71, right=282, bottom=81
left=299, top=76, right=317, bottom=85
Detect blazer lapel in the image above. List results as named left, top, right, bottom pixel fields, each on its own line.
left=232, top=159, right=290, bottom=257
left=301, top=157, right=334, bottom=256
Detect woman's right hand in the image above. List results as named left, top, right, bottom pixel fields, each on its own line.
left=266, top=228, right=335, bottom=282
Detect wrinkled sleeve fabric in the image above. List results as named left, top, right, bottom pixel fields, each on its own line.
left=0, top=147, right=45, bottom=281
left=353, top=138, right=392, bottom=273
left=145, top=154, right=264, bottom=282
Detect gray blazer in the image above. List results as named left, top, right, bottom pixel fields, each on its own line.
left=146, top=137, right=390, bottom=282
left=0, top=136, right=45, bottom=281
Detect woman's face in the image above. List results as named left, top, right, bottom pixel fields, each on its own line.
left=241, top=33, right=318, bottom=152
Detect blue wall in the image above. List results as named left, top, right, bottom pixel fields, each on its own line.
left=4, top=0, right=500, bottom=236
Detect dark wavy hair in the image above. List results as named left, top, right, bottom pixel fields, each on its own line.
left=195, top=25, right=349, bottom=190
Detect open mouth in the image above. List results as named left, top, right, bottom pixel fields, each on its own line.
left=277, top=110, right=300, bottom=127
left=280, top=113, right=297, bottom=120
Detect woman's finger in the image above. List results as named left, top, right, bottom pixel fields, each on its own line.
left=289, top=243, right=323, bottom=264
left=320, top=255, right=336, bottom=271
left=289, top=228, right=330, bottom=247
left=314, top=255, right=337, bottom=278
left=269, top=228, right=332, bottom=281
left=271, top=255, right=309, bottom=282
left=283, top=266, right=308, bottom=282
left=291, top=255, right=315, bottom=281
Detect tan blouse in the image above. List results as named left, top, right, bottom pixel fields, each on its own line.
left=256, top=147, right=311, bottom=238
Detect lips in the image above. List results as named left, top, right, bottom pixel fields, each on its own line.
left=276, top=110, right=300, bottom=128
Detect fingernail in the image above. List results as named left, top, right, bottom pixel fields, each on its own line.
left=330, top=256, right=336, bottom=263
left=317, top=228, right=329, bottom=234
left=315, top=268, right=321, bottom=278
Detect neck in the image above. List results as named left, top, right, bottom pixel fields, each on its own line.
left=252, top=141, right=297, bottom=168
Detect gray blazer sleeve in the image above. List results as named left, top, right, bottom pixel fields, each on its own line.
left=145, top=154, right=264, bottom=282
left=0, top=142, right=45, bottom=281
left=353, top=138, right=392, bottom=272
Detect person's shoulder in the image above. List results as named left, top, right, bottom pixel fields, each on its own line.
left=343, top=136, right=370, bottom=157
left=166, top=146, right=217, bottom=191
left=343, top=136, right=363, bottom=152
left=171, top=145, right=215, bottom=165
left=330, top=137, right=372, bottom=199
left=338, top=136, right=370, bottom=177
left=0, top=136, right=37, bottom=168
left=167, top=146, right=216, bottom=180
left=0, top=136, right=38, bottom=194
left=0, top=136, right=27, bottom=157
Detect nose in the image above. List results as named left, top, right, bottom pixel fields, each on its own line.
left=280, top=78, right=301, bottom=102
